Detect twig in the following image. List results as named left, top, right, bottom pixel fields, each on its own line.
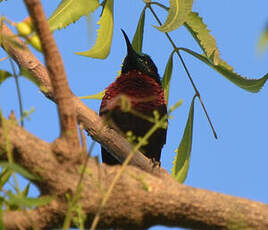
left=79, top=123, right=87, bottom=152
left=148, top=4, right=218, bottom=139
left=9, top=58, right=24, bottom=127
left=63, top=141, right=95, bottom=230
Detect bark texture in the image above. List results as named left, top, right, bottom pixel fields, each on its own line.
left=1, top=118, right=268, bottom=230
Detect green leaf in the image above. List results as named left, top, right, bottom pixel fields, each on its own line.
left=132, top=7, right=146, bottom=53
left=257, top=27, right=268, bottom=54
left=79, top=90, right=105, bottom=100
left=155, top=0, right=193, bottom=32
left=0, top=168, right=12, bottom=190
left=0, top=70, right=11, bottom=85
left=0, top=162, right=40, bottom=181
left=20, top=67, right=41, bottom=87
left=171, top=96, right=195, bottom=183
left=161, top=51, right=175, bottom=105
left=7, top=192, right=53, bottom=208
left=184, top=12, right=220, bottom=65
left=76, top=0, right=114, bottom=59
left=180, top=48, right=268, bottom=93
left=22, top=183, right=31, bottom=198
left=48, top=0, right=99, bottom=31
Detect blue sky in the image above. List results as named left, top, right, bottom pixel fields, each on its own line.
left=1, top=1, right=268, bottom=229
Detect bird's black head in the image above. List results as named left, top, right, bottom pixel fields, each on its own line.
left=121, top=29, right=161, bottom=84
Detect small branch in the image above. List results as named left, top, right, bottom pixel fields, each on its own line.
left=79, top=123, right=87, bottom=152
left=148, top=5, right=218, bottom=139
left=23, top=0, right=80, bottom=152
left=62, top=141, right=95, bottom=230
left=9, top=58, right=24, bottom=127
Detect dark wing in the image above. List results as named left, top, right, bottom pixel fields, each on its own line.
left=99, top=103, right=167, bottom=164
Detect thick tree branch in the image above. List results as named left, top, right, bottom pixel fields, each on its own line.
left=0, top=119, right=268, bottom=230
left=24, top=0, right=80, bottom=152
left=0, top=22, right=163, bottom=174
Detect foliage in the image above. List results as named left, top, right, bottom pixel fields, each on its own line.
left=48, top=0, right=99, bottom=31
left=75, top=0, right=114, bottom=58
left=171, top=96, right=195, bottom=183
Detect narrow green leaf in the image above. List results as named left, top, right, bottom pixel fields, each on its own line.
left=0, top=162, right=40, bottom=181
left=19, top=67, right=41, bottom=87
left=257, top=27, right=268, bottom=54
left=22, top=183, right=31, bottom=198
left=0, top=70, right=11, bottom=85
left=161, top=51, right=175, bottom=104
left=171, top=96, right=195, bottom=183
left=184, top=12, right=220, bottom=65
left=132, top=7, right=146, bottom=53
left=76, top=0, right=114, bottom=59
left=155, top=0, right=193, bottom=32
left=79, top=90, right=105, bottom=100
left=180, top=48, right=268, bottom=93
left=0, top=169, right=12, bottom=190
left=48, top=0, right=99, bottom=31
left=7, top=192, right=52, bottom=208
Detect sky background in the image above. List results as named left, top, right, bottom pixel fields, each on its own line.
left=1, top=1, right=268, bottom=229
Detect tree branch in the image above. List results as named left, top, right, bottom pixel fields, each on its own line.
left=1, top=119, right=268, bottom=229
left=23, top=0, right=80, bottom=153
left=0, top=22, right=164, bottom=175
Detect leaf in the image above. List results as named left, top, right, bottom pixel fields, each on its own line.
left=22, top=183, right=31, bottom=198
left=161, top=51, right=175, bottom=105
left=79, top=90, right=105, bottom=100
left=171, top=96, right=195, bottom=183
left=180, top=48, right=268, bottom=93
left=20, top=67, right=41, bottom=87
left=7, top=192, right=53, bottom=208
left=0, top=70, right=11, bottom=85
left=0, top=168, right=12, bottom=190
left=48, top=0, right=99, bottom=31
left=76, top=0, right=114, bottom=59
left=184, top=12, right=220, bottom=65
left=155, top=0, right=193, bottom=32
left=257, top=27, right=268, bottom=54
left=0, top=162, right=40, bottom=181
left=132, top=7, right=146, bottom=53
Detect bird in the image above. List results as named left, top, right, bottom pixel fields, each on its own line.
left=99, top=30, right=167, bottom=165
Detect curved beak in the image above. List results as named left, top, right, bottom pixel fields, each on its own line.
left=121, top=29, right=138, bottom=58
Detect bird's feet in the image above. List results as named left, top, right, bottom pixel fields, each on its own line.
left=151, top=158, right=161, bottom=168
